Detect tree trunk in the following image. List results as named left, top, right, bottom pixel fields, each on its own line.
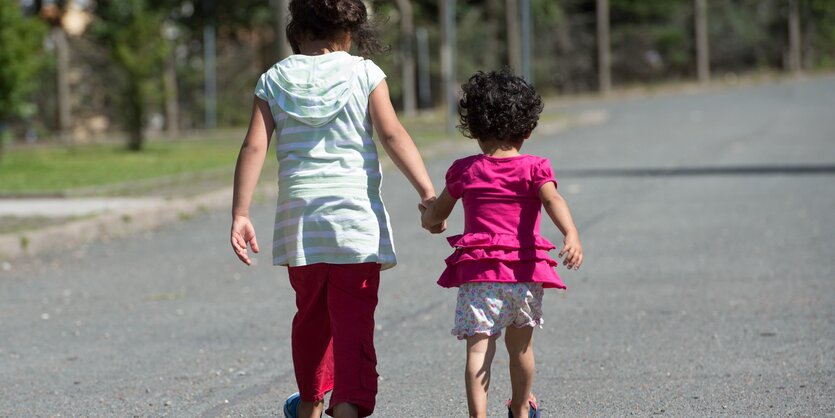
left=505, top=0, right=521, bottom=74
left=394, top=0, right=416, bottom=116
left=126, top=80, right=145, bottom=151
left=694, top=0, right=710, bottom=83
left=0, top=123, right=6, bottom=164
left=596, top=0, right=611, bottom=94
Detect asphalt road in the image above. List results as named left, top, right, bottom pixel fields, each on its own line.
left=1, top=76, right=834, bottom=417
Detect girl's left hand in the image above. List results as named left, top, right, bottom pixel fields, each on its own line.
left=559, top=234, right=583, bottom=270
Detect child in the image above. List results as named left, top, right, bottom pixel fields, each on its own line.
left=230, top=1, right=437, bottom=417
left=420, top=70, right=584, bottom=418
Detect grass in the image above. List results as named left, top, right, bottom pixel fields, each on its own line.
left=0, top=138, right=247, bottom=196
left=0, top=215, right=92, bottom=234
left=0, top=110, right=460, bottom=196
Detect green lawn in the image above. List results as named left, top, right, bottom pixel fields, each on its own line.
left=0, top=112, right=458, bottom=196
left=0, top=138, right=246, bottom=195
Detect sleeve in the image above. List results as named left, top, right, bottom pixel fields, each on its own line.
left=364, top=60, right=387, bottom=94
left=254, top=72, right=270, bottom=101
left=532, top=157, right=558, bottom=192
left=445, top=159, right=468, bottom=199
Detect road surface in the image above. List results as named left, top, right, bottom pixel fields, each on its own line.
left=1, top=76, right=833, bottom=417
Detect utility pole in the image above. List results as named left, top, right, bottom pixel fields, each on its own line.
left=505, top=0, right=521, bottom=74
left=694, top=0, right=710, bottom=83
left=787, top=0, right=802, bottom=74
left=394, top=0, right=416, bottom=116
left=440, top=0, right=457, bottom=133
left=596, top=0, right=611, bottom=95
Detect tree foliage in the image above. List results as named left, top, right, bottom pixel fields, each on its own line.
left=92, top=0, right=170, bottom=151
left=0, top=0, right=47, bottom=123
left=0, top=0, right=47, bottom=161
left=7, top=0, right=835, bottom=145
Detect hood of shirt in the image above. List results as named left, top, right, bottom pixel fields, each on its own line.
left=269, top=51, right=364, bottom=127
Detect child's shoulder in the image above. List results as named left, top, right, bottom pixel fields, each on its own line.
left=448, top=154, right=482, bottom=171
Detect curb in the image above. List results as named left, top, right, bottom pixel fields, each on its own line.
left=0, top=187, right=240, bottom=261
left=0, top=109, right=609, bottom=263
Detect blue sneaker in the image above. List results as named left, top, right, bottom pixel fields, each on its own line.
left=283, top=392, right=301, bottom=418
left=506, top=396, right=541, bottom=418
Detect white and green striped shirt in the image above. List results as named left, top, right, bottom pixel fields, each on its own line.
left=255, top=52, right=396, bottom=270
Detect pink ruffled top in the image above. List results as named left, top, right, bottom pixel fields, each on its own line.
left=438, top=154, right=566, bottom=289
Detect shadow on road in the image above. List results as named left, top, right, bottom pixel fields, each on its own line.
left=558, top=164, right=835, bottom=178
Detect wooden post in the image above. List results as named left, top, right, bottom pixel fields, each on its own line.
left=394, top=0, right=416, bottom=116
left=788, top=0, right=802, bottom=74
left=506, top=0, right=521, bottom=74
left=596, top=0, right=611, bottom=94
left=694, top=0, right=710, bottom=83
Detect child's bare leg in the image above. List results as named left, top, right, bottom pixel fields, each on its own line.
left=505, top=325, right=535, bottom=418
left=331, top=402, right=358, bottom=418
left=297, top=400, right=325, bottom=418
left=465, top=334, right=497, bottom=418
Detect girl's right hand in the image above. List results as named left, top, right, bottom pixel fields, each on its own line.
left=559, top=234, right=583, bottom=270
left=231, top=215, right=260, bottom=265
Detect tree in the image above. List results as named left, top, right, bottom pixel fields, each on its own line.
left=93, top=0, right=170, bottom=151
left=0, top=0, right=47, bottom=162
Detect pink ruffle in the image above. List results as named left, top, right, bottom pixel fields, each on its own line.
left=446, top=233, right=556, bottom=250
left=438, top=233, right=566, bottom=289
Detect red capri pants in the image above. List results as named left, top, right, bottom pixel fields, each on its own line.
left=288, top=262, right=381, bottom=418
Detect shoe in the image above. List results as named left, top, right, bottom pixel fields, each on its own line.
left=506, top=396, right=541, bottom=418
left=283, top=392, right=301, bottom=418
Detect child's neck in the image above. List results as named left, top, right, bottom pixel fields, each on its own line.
left=298, top=35, right=352, bottom=56
left=480, top=139, right=521, bottom=158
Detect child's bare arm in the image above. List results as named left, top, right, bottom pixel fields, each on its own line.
left=421, top=188, right=457, bottom=231
left=369, top=80, right=436, bottom=205
left=539, top=182, right=583, bottom=269
left=231, top=97, right=275, bottom=265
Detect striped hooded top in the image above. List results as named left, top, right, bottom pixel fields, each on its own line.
left=254, top=51, right=396, bottom=270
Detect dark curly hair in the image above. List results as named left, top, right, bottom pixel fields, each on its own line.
left=286, top=0, right=384, bottom=57
left=458, top=70, right=544, bottom=143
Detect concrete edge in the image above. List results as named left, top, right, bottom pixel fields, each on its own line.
left=0, top=187, right=240, bottom=262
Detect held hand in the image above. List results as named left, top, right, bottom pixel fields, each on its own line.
left=231, top=215, right=260, bottom=265
left=558, top=234, right=583, bottom=270
left=418, top=199, right=447, bottom=234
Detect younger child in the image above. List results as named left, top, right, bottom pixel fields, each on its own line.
left=420, top=70, right=584, bottom=418
left=230, top=1, right=437, bottom=417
